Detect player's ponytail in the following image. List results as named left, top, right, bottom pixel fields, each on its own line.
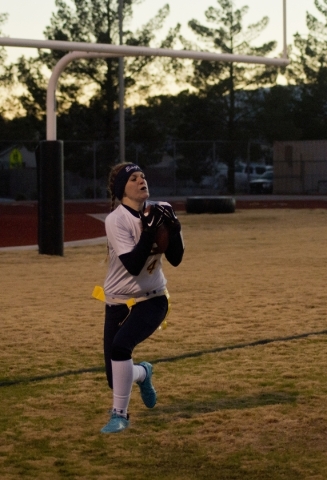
left=107, top=163, right=129, bottom=212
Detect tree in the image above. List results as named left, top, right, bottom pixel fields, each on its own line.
left=0, top=13, right=17, bottom=118
left=184, top=0, right=279, bottom=192
left=0, top=13, right=44, bottom=145
left=287, top=0, right=327, bottom=84
left=0, top=13, right=9, bottom=126
left=15, top=0, right=181, bottom=146
left=286, top=0, right=327, bottom=139
left=255, top=85, right=302, bottom=142
left=0, top=13, right=7, bottom=69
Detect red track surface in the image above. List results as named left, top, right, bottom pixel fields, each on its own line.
left=0, top=200, right=186, bottom=248
left=0, top=201, right=111, bottom=247
left=1, top=197, right=327, bottom=248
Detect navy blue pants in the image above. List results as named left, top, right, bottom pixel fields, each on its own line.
left=103, top=295, right=168, bottom=389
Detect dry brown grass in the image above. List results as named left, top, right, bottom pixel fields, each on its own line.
left=1, top=209, right=327, bottom=479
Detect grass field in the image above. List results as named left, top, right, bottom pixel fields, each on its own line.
left=1, top=209, right=327, bottom=479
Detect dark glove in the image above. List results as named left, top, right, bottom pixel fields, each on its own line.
left=139, top=205, right=164, bottom=234
left=157, top=205, right=181, bottom=235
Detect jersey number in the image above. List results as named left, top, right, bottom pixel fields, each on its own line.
left=147, top=259, right=157, bottom=274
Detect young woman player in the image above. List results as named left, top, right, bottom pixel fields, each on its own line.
left=101, top=162, right=184, bottom=433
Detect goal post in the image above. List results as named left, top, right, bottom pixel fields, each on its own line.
left=0, top=0, right=289, bottom=255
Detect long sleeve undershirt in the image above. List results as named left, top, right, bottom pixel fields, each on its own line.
left=119, top=230, right=184, bottom=276
left=118, top=203, right=184, bottom=276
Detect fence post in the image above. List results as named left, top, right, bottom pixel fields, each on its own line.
left=173, top=142, right=177, bottom=195
left=93, top=141, right=97, bottom=199
left=36, top=140, right=64, bottom=256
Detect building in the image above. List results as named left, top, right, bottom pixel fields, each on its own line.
left=273, top=140, right=327, bottom=194
left=0, top=146, right=37, bottom=199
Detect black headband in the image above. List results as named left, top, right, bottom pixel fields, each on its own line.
left=113, top=164, right=143, bottom=200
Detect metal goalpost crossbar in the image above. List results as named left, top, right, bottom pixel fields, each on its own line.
left=0, top=0, right=289, bottom=139
left=0, top=41, right=289, bottom=141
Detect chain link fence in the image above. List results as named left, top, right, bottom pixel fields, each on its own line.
left=0, top=140, right=273, bottom=200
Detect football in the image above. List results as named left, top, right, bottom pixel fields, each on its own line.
left=154, top=223, right=170, bottom=253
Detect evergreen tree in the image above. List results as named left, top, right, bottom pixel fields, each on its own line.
left=0, top=13, right=7, bottom=70
left=256, top=85, right=302, bottom=142
left=185, top=0, right=278, bottom=192
left=15, top=0, right=180, bottom=144
left=0, top=14, right=43, bottom=146
left=287, top=0, right=327, bottom=84
left=0, top=13, right=16, bottom=117
left=286, top=0, right=327, bottom=139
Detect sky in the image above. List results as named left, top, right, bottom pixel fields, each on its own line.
left=0, top=0, right=311, bottom=63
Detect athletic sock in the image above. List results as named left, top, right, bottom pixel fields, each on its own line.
left=111, top=359, right=134, bottom=417
left=133, top=364, right=147, bottom=383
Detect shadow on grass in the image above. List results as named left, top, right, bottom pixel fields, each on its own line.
left=145, top=391, right=298, bottom=420
left=1, top=328, right=327, bottom=388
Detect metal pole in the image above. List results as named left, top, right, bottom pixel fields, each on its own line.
left=283, top=0, right=287, bottom=59
left=0, top=37, right=290, bottom=66
left=44, top=52, right=117, bottom=255
left=93, top=141, right=97, bottom=199
left=47, top=51, right=117, bottom=141
left=173, top=142, right=177, bottom=195
left=118, top=0, right=125, bottom=163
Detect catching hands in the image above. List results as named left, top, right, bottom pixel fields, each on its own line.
left=156, top=205, right=181, bottom=235
left=139, top=205, right=165, bottom=234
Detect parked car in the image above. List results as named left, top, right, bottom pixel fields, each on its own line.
left=234, top=163, right=272, bottom=190
left=200, top=163, right=273, bottom=193
left=249, top=170, right=274, bottom=194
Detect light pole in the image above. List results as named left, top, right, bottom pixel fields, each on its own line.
left=118, top=0, right=125, bottom=163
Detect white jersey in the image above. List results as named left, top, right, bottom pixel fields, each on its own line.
left=104, top=201, right=171, bottom=302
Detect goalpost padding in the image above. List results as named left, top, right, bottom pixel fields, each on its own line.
left=36, top=141, right=64, bottom=256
